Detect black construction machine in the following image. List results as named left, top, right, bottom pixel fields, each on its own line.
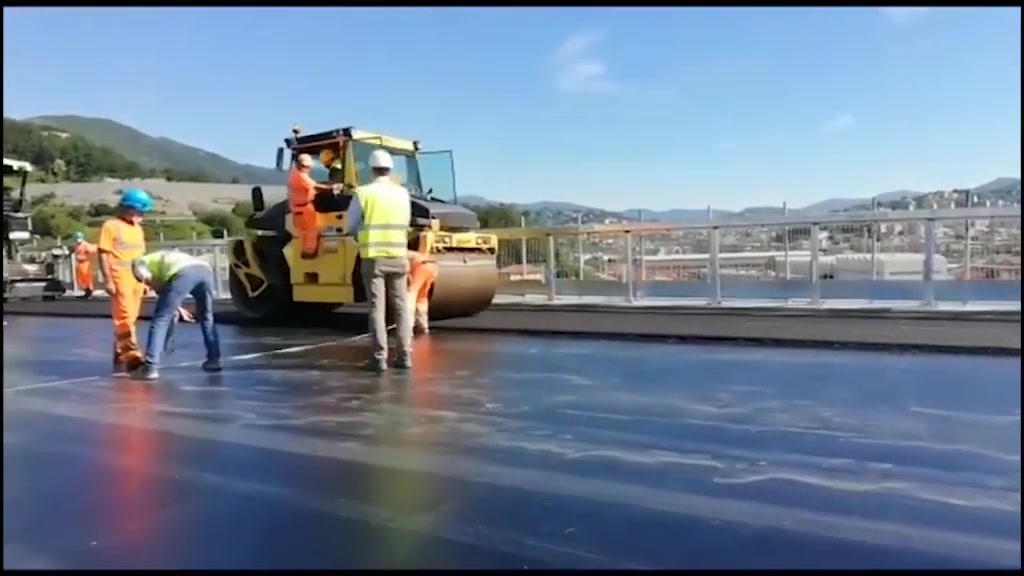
left=3, top=158, right=67, bottom=301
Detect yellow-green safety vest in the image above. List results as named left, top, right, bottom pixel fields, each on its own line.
left=135, top=250, right=208, bottom=283
left=355, top=179, right=410, bottom=259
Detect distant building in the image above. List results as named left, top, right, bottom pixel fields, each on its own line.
left=498, top=264, right=545, bottom=282
left=783, top=253, right=949, bottom=280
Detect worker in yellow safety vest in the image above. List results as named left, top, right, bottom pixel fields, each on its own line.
left=345, top=148, right=412, bottom=373
left=130, top=249, right=223, bottom=380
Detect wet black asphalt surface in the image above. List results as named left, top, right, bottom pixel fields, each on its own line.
left=3, top=316, right=1021, bottom=569
left=5, top=296, right=1021, bottom=354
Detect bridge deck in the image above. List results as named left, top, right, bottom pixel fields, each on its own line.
left=3, top=297, right=1020, bottom=354
left=3, top=317, right=1020, bottom=569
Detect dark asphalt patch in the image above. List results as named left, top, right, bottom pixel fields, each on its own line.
left=3, top=317, right=1021, bottom=569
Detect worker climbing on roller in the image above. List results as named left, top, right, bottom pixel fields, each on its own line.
left=408, top=251, right=437, bottom=335
left=98, top=188, right=152, bottom=374
left=345, top=148, right=413, bottom=372
left=288, top=152, right=342, bottom=259
left=130, top=249, right=222, bottom=380
left=71, top=231, right=97, bottom=299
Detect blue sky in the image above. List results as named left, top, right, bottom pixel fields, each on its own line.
left=3, top=7, right=1020, bottom=211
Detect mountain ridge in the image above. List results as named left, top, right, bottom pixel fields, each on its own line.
left=17, top=114, right=1021, bottom=221
left=25, top=115, right=283, bottom=185
left=468, top=176, right=1020, bottom=223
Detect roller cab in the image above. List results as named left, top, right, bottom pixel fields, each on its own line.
left=227, top=126, right=498, bottom=321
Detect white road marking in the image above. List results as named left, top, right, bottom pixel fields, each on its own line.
left=4, top=327, right=390, bottom=395
left=173, top=331, right=372, bottom=366
left=4, top=376, right=101, bottom=394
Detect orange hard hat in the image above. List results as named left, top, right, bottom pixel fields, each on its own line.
left=319, top=148, right=338, bottom=167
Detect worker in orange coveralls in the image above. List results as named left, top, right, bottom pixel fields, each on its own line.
left=71, top=231, right=97, bottom=299
left=98, top=188, right=152, bottom=374
left=408, top=251, right=438, bottom=335
left=287, top=153, right=342, bottom=259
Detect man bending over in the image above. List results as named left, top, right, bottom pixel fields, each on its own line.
left=131, top=250, right=223, bottom=380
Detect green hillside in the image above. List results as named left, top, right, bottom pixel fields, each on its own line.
left=26, top=115, right=282, bottom=185
left=3, top=117, right=149, bottom=182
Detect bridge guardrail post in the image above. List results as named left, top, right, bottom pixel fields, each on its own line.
left=212, top=244, right=224, bottom=299
left=545, top=233, right=556, bottom=302
left=709, top=227, right=721, bottom=306
left=625, top=231, right=635, bottom=304
left=923, top=218, right=936, bottom=307
left=809, top=223, right=821, bottom=306
left=962, top=215, right=972, bottom=301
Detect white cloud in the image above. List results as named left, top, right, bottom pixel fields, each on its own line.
left=548, top=30, right=617, bottom=94
left=879, top=7, right=930, bottom=22
left=821, top=114, right=856, bottom=133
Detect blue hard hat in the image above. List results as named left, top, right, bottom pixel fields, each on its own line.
left=118, top=188, right=154, bottom=212
left=72, top=231, right=85, bottom=241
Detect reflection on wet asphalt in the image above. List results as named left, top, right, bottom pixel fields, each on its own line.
left=3, top=316, right=1021, bottom=569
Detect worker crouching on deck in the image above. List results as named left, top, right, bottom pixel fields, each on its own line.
left=130, top=250, right=223, bottom=380
left=288, top=153, right=343, bottom=259
left=98, top=188, right=152, bottom=374
left=72, top=231, right=97, bottom=298
left=408, top=251, right=437, bottom=335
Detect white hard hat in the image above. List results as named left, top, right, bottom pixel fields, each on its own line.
left=368, top=149, right=394, bottom=170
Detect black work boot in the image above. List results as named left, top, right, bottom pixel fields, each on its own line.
left=112, top=346, right=126, bottom=375
left=132, top=364, right=160, bottom=381
left=202, top=359, right=223, bottom=373
left=362, top=359, right=387, bottom=374
left=392, top=357, right=412, bottom=371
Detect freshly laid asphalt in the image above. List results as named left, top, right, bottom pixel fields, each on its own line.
left=3, top=296, right=1021, bottom=354
left=3, top=316, right=1021, bottom=569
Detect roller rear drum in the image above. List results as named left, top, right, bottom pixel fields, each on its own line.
left=427, top=252, right=498, bottom=321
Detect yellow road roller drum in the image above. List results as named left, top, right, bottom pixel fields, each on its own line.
left=227, top=125, right=498, bottom=321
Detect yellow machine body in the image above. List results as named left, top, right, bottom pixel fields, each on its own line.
left=227, top=126, right=498, bottom=321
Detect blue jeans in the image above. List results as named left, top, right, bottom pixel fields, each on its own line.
left=143, top=264, right=221, bottom=369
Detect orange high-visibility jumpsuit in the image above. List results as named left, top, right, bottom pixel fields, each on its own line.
left=97, top=217, right=147, bottom=371
left=288, top=168, right=320, bottom=258
left=73, top=241, right=97, bottom=292
left=408, top=252, right=438, bottom=334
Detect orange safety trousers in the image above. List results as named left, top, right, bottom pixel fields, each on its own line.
left=74, top=243, right=96, bottom=290
left=75, top=263, right=94, bottom=291
left=291, top=207, right=319, bottom=257
left=110, top=271, right=146, bottom=370
left=408, top=254, right=438, bottom=333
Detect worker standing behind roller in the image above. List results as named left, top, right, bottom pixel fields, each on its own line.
left=346, top=149, right=413, bottom=372
left=97, top=188, right=152, bottom=374
left=408, top=251, right=438, bottom=335
left=288, top=153, right=342, bottom=259
left=130, top=249, right=222, bottom=380
left=71, top=231, right=97, bottom=299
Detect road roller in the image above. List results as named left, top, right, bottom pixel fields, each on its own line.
left=226, top=125, right=498, bottom=321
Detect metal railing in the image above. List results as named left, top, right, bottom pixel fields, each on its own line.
left=40, top=239, right=234, bottom=299
left=25, top=206, right=1024, bottom=308
left=490, top=207, right=1021, bottom=307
